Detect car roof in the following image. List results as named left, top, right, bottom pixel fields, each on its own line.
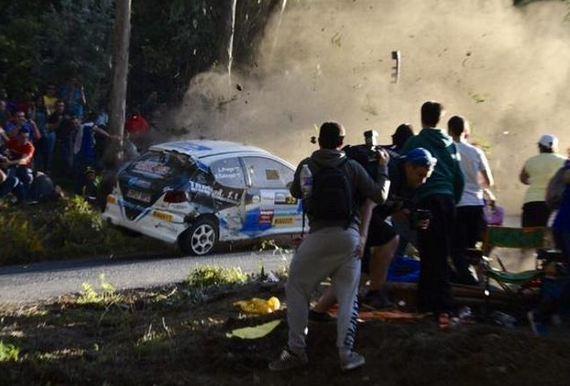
left=149, top=140, right=271, bottom=159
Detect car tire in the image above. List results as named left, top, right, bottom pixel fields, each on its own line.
left=178, top=217, right=219, bottom=256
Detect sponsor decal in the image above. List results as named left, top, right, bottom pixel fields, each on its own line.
left=132, top=160, right=171, bottom=177
left=127, top=177, right=152, bottom=189
left=187, top=181, right=244, bottom=205
left=259, top=209, right=274, bottom=225
left=126, top=190, right=152, bottom=203
left=153, top=211, right=173, bottom=222
left=170, top=143, right=212, bottom=152
left=275, top=193, right=298, bottom=205
left=273, top=216, right=294, bottom=226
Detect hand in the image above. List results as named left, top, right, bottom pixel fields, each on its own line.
left=375, top=148, right=390, bottom=166
left=355, top=235, right=367, bottom=259
left=391, top=208, right=410, bottom=223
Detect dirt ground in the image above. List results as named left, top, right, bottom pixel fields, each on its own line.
left=1, top=281, right=570, bottom=386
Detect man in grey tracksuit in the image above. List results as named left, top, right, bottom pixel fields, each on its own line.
left=269, top=122, right=390, bottom=372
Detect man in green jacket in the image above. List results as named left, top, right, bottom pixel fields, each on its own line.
left=402, top=101, right=465, bottom=318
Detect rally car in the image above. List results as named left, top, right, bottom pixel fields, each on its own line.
left=102, top=140, right=303, bottom=255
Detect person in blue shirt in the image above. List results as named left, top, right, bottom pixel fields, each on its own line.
left=552, top=159, right=570, bottom=262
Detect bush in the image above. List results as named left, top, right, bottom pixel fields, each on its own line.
left=0, top=197, right=166, bottom=265
left=187, top=266, right=248, bottom=289
left=0, top=211, right=46, bottom=263
left=0, top=341, right=20, bottom=362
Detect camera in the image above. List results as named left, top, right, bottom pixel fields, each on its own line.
left=411, top=209, right=432, bottom=229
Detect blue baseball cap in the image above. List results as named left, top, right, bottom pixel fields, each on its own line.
left=403, top=147, right=437, bottom=168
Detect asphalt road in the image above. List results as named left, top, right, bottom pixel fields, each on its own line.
left=0, top=250, right=293, bottom=305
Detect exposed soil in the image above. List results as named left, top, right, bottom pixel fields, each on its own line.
left=1, top=282, right=569, bottom=386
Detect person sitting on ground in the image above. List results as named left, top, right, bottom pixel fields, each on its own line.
left=0, top=165, right=20, bottom=202
left=310, top=147, right=437, bottom=317
left=519, top=134, right=566, bottom=227
left=5, top=110, right=41, bottom=143
left=269, top=122, right=390, bottom=372
left=402, top=101, right=465, bottom=319
left=0, top=130, right=35, bottom=202
left=28, top=171, right=63, bottom=203
left=448, top=115, right=495, bottom=285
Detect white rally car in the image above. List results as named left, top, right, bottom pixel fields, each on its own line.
left=102, top=140, right=303, bottom=255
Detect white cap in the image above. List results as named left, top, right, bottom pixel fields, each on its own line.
left=538, top=134, right=558, bottom=149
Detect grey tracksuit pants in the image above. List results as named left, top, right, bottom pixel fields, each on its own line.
left=286, top=226, right=361, bottom=354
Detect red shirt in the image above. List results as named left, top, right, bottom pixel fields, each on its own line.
left=7, top=138, right=35, bottom=168
left=125, top=115, right=150, bottom=136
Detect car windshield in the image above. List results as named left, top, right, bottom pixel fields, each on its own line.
left=127, top=150, right=198, bottom=179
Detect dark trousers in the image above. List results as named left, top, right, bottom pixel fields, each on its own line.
left=522, top=201, right=550, bottom=227
left=451, top=205, right=486, bottom=282
left=417, top=194, right=456, bottom=314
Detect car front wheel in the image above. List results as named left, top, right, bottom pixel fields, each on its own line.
left=178, top=217, right=219, bottom=256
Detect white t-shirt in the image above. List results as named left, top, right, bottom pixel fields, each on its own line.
left=456, top=140, right=492, bottom=207
left=523, top=153, right=566, bottom=204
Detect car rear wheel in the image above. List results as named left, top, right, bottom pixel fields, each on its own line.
left=178, top=217, right=219, bottom=256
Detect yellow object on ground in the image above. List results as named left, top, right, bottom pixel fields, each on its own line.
left=226, top=319, right=282, bottom=339
left=233, top=297, right=281, bottom=314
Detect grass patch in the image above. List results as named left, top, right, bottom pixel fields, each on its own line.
left=1, top=270, right=570, bottom=386
left=0, top=197, right=168, bottom=266
left=0, top=341, right=20, bottom=362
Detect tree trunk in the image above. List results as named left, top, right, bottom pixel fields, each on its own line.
left=105, top=0, right=131, bottom=165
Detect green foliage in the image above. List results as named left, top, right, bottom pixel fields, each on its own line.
left=77, top=274, right=121, bottom=306
left=0, top=341, right=20, bottom=362
left=0, top=0, right=282, bottom=111
left=0, top=197, right=165, bottom=265
left=186, top=266, right=248, bottom=289
left=0, top=0, right=114, bottom=106
left=0, top=211, right=46, bottom=261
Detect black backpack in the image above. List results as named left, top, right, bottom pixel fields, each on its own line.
left=306, top=158, right=354, bottom=225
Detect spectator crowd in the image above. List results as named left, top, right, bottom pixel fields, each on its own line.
left=0, top=80, right=155, bottom=206
left=270, top=101, right=570, bottom=372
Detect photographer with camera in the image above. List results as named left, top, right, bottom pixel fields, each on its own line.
left=269, top=122, right=390, bottom=372
left=402, top=101, right=464, bottom=322
left=309, top=145, right=437, bottom=313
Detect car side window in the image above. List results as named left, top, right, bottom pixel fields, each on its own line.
left=242, top=157, right=294, bottom=189
left=210, top=157, right=246, bottom=188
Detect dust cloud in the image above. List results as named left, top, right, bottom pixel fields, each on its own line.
left=176, top=0, right=570, bottom=213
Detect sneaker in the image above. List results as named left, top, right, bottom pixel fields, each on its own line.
left=268, top=348, right=308, bottom=371
left=361, top=291, right=394, bottom=310
left=340, top=351, right=365, bottom=371
left=309, top=309, right=335, bottom=322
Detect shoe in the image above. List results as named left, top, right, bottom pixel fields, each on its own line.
left=308, top=309, right=335, bottom=322
left=268, top=348, right=308, bottom=371
left=340, top=351, right=365, bottom=371
left=361, top=291, right=394, bottom=310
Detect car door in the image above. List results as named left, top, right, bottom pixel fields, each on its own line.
left=208, top=156, right=248, bottom=238
left=241, top=156, right=301, bottom=236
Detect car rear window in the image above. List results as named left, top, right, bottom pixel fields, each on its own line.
left=127, top=151, right=196, bottom=179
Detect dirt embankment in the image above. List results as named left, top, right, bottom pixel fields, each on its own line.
left=1, top=280, right=569, bottom=386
